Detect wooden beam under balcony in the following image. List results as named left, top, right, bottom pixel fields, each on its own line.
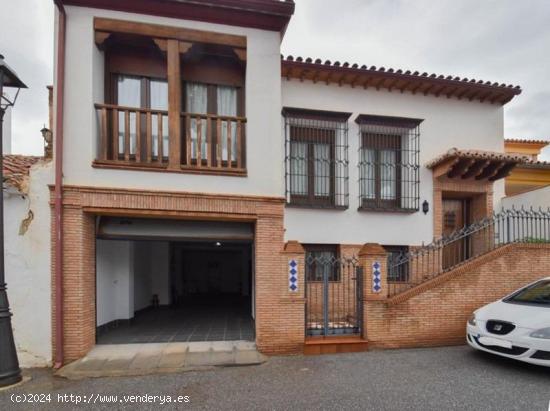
left=94, top=17, right=247, bottom=48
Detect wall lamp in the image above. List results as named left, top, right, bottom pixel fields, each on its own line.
left=422, top=200, right=430, bottom=215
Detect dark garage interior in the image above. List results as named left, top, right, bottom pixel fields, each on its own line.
left=95, top=217, right=255, bottom=344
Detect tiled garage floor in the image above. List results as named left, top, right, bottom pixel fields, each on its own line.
left=97, top=296, right=255, bottom=344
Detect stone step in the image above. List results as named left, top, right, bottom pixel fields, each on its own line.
left=56, top=341, right=265, bottom=379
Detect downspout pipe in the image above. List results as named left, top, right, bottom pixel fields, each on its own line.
left=53, top=0, right=66, bottom=369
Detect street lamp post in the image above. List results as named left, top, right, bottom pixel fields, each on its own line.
left=0, top=54, right=27, bottom=388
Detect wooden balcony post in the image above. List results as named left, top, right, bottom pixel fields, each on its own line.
left=167, top=39, right=181, bottom=169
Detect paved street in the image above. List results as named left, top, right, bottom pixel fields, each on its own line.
left=1, top=345, right=549, bottom=410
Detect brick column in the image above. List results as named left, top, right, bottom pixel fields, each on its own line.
left=255, top=232, right=306, bottom=354
left=52, top=206, right=96, bottom=362
left=358, top=243, right=388, bottom=342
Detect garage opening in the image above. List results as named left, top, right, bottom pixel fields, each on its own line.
left=95, top=217, right=255, bottom=344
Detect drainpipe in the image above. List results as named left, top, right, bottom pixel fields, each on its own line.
left=53, top=0, right=66, bottom=369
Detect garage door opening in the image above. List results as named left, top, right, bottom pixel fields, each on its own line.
left=95, top=217, right=255, bottom=344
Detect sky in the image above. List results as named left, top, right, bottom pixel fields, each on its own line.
left=1, top=0, right=549, bottom=159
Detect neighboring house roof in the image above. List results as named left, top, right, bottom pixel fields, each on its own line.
left=426, top=148, right=530, bottom=181
left=281, top=56, right=521, bottom=105
left=3, top=155, right=42, bottom=193
left=504, top=138, right=550, bottom=145
left=516, top=161, right=550, bottom=170
left=504, top=139, right=550, bottom=163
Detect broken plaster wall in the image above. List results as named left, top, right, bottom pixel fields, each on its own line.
left=4, top=160, right=53, bottom=367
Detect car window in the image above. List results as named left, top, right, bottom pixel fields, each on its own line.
left=505, top=280, right=550, bottom=306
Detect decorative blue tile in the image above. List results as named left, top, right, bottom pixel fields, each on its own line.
left=289, top=259, right=299, bottom=292
left=372, top=261, right=382, bottom=293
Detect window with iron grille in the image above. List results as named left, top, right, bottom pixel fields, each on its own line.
left=284, top=108, right=350, bottom=208
left=384, top=245, right=409, bottom=282
left=356, top=115, right=421, bottom=212
left=304, top=244, right=340, bottom=282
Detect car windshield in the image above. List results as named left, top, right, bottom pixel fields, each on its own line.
left=505, top=280, right=550, bottom=306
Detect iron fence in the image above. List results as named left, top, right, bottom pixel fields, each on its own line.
left=284, top=109, right=350, bottom=208
left=357, top=115, right=421, bottom=212
left=388, top=207, right=550, bottom=297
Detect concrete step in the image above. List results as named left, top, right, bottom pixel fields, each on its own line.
left=56, top=341, right=265, bottom=379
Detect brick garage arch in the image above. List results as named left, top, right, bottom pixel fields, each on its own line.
left=50, top=185, right=294, bottom=362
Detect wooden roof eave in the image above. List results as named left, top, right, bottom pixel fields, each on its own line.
left=432, top=156, right=521, bottom=182
left=281, top=60, right=522, bottom=104
left=489, top=161, right=519, bottom=181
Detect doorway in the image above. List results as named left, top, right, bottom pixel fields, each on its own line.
left=442, top=198, right=472, bottom=269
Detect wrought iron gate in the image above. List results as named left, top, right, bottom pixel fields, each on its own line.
left=305, top=255, right=363, bottom=336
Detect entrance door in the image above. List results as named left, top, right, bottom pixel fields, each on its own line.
left=442, top=199, right=471, bottom=269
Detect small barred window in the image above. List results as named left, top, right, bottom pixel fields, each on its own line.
left=283, top=108, right=351, bottom=208
left=356, top=115, right=421, bottom=212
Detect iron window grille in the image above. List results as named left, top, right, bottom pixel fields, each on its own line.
left=284, top=108, right=351, bottom=208
left=304, top=244, right=340, bottom=282
left=356, top=115, right=421, bottom=212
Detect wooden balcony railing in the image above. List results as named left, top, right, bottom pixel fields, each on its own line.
left=95, top=103, right=246, bottom=174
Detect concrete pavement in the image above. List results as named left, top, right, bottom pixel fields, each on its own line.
left=1, top=345, right=549, bottom=410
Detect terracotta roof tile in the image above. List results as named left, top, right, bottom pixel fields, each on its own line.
left=518, top=161, right=550, bottom=170
left=281, top=55, right=521, bottom=105
left=426, top=148, right=530, bottom=169
left=504, top=138, right=550, bottom=145
left=3, top=155, right=42, bottom=192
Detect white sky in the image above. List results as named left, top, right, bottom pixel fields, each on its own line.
left=2, top=0, right=549, bottom=159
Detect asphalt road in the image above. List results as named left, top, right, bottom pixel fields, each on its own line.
left=1, top=345, right=549, bottom=410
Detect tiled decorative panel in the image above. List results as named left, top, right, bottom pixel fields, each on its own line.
left=372, top=261, right=381, bottom=293
left=289, top=259, right=298, bottom=292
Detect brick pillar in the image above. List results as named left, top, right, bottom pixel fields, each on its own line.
left=254, top=222, right=306, bottom=354
left=358, top=243, right=388, bottom=342
left=52, top=207, right=96, bottom=363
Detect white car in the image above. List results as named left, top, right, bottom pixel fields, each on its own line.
left=466, top=277, right=550, bottom=367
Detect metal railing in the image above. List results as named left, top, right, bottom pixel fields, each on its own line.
left=388, top=207, right=550, bottom=297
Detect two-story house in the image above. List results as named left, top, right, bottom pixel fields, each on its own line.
left=46, top=0, right=549, bottom=365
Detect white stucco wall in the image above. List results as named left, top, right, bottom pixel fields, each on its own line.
left=59, top=6, right=283, bottom=197
left=502, top=185, right=550, bottom=210
left=55, top=6, right=509, bottom=249
left=97, top=239, right=171, bottom=326
left=96, top=240, right=134, bottom=326
left=4, top=160, right=53, bottom=367
left=282, top=80, right=505, bottom=246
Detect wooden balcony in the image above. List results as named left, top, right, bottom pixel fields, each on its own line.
left=94, top=103, right=247, bottom=176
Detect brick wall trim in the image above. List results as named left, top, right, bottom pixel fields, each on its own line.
left=283, top=240, right=305, bottom=254
left=50, top=185, right=293, bottom=361
left=359, top=243, right=387, bottom=256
